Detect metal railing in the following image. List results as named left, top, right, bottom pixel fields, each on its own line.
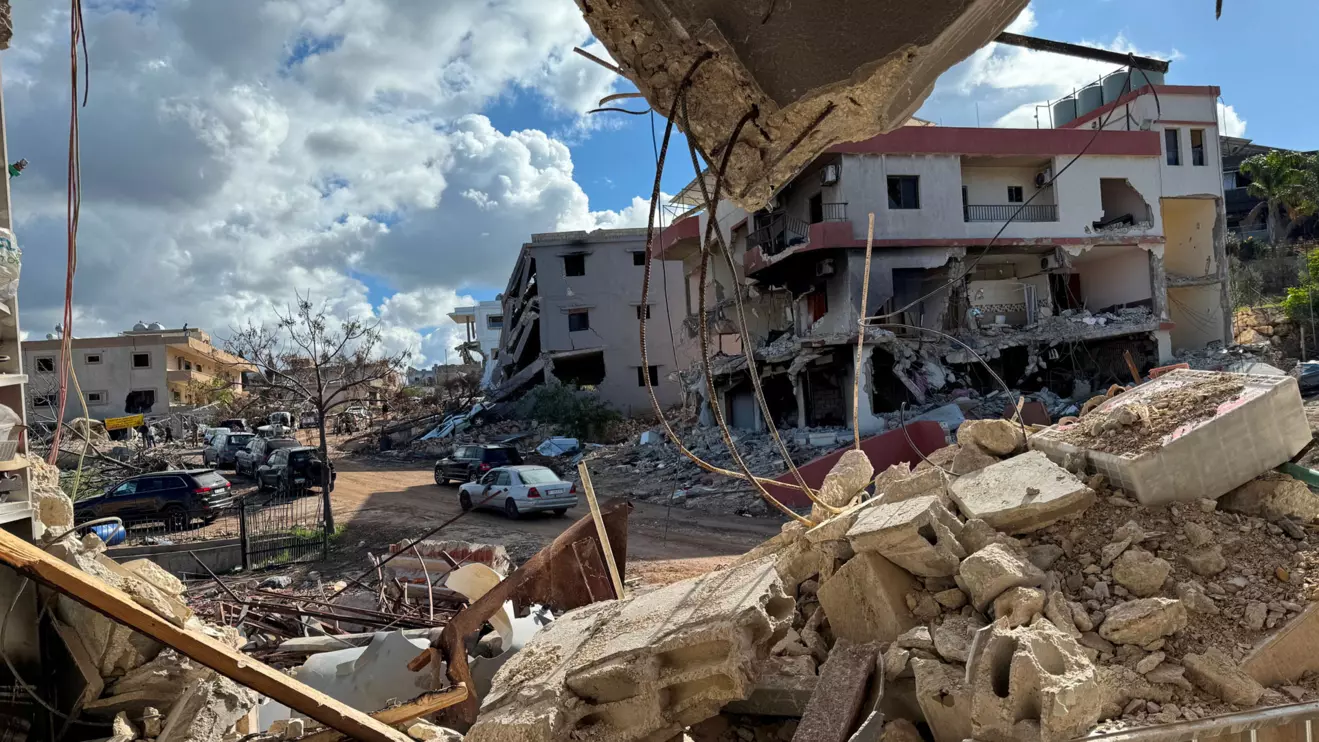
left=820, top=202, right=848, bottom=222
left=964, top=203, right=1058, bottom=222
left=748, top=212, right=811, bottom=256
left=97, top=507, right=242, bottom=547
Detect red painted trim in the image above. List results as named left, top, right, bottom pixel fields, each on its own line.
left=1159, top=321, right=1177, bottom=331
left=765, top=423, right=949, bottom=508
left=829, top=126, right=1160, bottom=158
left=656, top=215, right=700, bottom=259
left=1155, top=120, right=1218, bottom=127
left=1061, top=85, right=1222, bottom=130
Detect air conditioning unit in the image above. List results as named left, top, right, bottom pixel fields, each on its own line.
left=820, top=164, right=840, bottom=186
left=1035, top=168, right=1053, bottom=187
left=815, top=258, right=835, bottom=277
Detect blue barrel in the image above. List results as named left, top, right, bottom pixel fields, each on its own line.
left=90, top=522, right=127, bottom=546
left=1076, top=83, right=1104, bottom=116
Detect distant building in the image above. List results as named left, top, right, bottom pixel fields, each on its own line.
left=406, top=363, right=478, bottom=388
left=22, top=324, right=251, bottom=423
left=1220, top=136, right=1318, bottom=240
left=448, top=300, right=503, bottom=362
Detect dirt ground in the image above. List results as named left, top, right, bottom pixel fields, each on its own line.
left=322, top=457, right=784, bottom=586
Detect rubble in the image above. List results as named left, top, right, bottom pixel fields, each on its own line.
left=957, top=543, right=1045, bottom=611
left=948, top=452, right=1096, bottom=534
left=1219, top=471, right=1319, bottom=522
left=845, top=495, right=966, bottom=577
left=1183, top=648, right=1265, bottom=706
left=817, top=552, right=919, bottom=643
left=1111, top=549, right=1173, bottom=598
left=1098, top=598, right=1187, bottom=646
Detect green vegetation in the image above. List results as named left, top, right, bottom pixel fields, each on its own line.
left=1239, top=150, right=1319, bottom=245
left=518, top=384, right=621, bottom=440
left=1281, top=249, right=1319, bottom=322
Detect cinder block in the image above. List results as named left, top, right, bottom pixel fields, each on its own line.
left=846, top=495, right=966, bottom=576
left=817, top=552, right=919, bottom=644
left=1032, top=370, right=1310, bottom=506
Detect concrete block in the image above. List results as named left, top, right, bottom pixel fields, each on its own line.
left=913, top=659, right=973, bottom=742
left=1097, top=598, right=1187, bottom=646
left=970, top=619, right=1102, bottom=742
left=959, top=419, right=1026, bottom=456
left=957, top=543, right=1045, bottom=612
left=791, top=640, right=879, bottom=742
left=1220, top=471, right=1319, bottom=522
left=948, top=451, right=1095, bottom=534
left=1244, top=602, right=1319, bottom=687
left=846, top=495, right=966, bottom=577
left=155, top=676, right=256, bottom=742
left=1184, top=648, right=1265, bottom=706
left=468, top=558, right=792, bottom=742
left=1031, top=370, right=1311, bottom=506
left=817, top=552, right=919, bottom=644
left=811, top=450, right=875, bottom=522
left=724, top=671, right=818, bottom=717
left=874, top=465, right=946, bottom=504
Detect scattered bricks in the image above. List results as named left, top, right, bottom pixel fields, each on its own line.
left=818, top=552, right=919, bottom=644
left=467, top=559, right=792, bottom=742
left=959, top=419, right=1026, bottom=456
left=1176, top=581, right=1219, bottom=615
left=948, top=452, right=1095, bottom=534
left=1094, top=665, right=1177, bottom=720
left=1111, top=549, right=1172, bottom=598
left=969, top=618, right=1102, bottom=742
left=791, top=640, right=880, bottom=742
left=846, top=495, right=966, bottom=577
left=951, top=444, right=1000, bottom=475
left=1220, top=471, right=1319, bottom=523
left=812, top=450, right=875, bottom=522
left=1184, top=648, right=1265, bottom=706
left=1184, top=545, right=1228, bottom=576
left=957, top=543, right=1045, bottom=612
left=1098, top=598, right=1187, bottom=646
left=992, top=587, right=1044, bottom=628
left=913, top=659, right=973, bottom=742
left=931, top=615, right=984, bottom=663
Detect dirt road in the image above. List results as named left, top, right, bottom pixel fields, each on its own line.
left=327, top=458, right=785, bottom=585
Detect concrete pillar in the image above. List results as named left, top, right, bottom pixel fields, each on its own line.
left=1153, top=329, right=1174, bottom=364
left=847, top=346, right=884, bottom=436
left=1213, top=199, right=1234, bottom=344
left=1147, top=249, right=1169, bottom=323
left=792, top=374, right=807, bottom=430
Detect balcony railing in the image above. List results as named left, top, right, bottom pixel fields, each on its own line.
left=964, top=204, right=1058, bottom=223
left=749, top=211, right=811, bottom=257
left=820, top=202, right=848, bottom=222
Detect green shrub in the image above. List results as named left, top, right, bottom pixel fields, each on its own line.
left=519, top=384, right=621, bottom=440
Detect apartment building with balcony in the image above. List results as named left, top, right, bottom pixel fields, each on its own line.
left=21, top=324, right=251, bottom=424
left=657, top=75, right=1229, bottom=434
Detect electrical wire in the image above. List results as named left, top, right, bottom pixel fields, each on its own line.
left=648, top=109, right=681, bottom=374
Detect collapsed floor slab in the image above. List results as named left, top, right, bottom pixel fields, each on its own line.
left=947, top=451, right=1095, bottom=534
left=466, top=558, right=792, bottom=742
left=846, top=495, right=966, bottom=576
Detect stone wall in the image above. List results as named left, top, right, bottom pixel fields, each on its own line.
left=1234, top=306, right=1302, bottom=357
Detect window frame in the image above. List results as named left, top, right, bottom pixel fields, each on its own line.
left=34, top=356, right=55, bottom=374
left=1165, top=128, right=1182, bottom=166
left=1007, top=186, right=1024, bottom=204
left=567, top=310, right=590, bottom=332
left=132, top=352, right=152, bottom=369
left=486, top=315, right=504, bottom=330
left=886, top=175, right=920, bottom=210
left=32, top=394, right=55, bottom=408
left=632, top=251, right=647, bottom=266
left=85, top=390, right=107, bottom=406
left=84, top=353, right=102, bottom=365
left=562, top=253, right=586, bottom=277
left=635, top=304, right=651, bottom=321
left=636, top=365, right=660, bottom=387
left=1190, top=129, right=1207, bottom=167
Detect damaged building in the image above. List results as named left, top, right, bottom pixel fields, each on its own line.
left=490, top=228, right=691, bottom=415
left=656, top=77, right=1231, bottom=433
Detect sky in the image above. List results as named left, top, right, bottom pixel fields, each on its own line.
left=3, top=0, right=1312, bottom=366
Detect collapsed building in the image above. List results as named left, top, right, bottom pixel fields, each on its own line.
left=656, top=80, right=1232, bottom=434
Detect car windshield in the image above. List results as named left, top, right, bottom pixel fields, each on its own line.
left=268, top=439, right=299, bottom=450
left=227, top=434, right=255, bottom=446
left=289, top=450, right=318, bottom=465
left=518, top=468, right=560, bottom=485
left=485, top=448, right=522, bottom=465
left=194, top=471, right=229, bottom=488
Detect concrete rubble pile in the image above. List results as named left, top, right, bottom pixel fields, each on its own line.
left=467, top=370, right=1319, bottom=742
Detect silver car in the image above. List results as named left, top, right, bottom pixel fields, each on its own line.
left=458, top=465, right=577, bottom=519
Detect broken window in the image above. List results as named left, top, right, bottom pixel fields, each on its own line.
left=568, top=310, right=590, bottom=332
left=1098, top=178, right=1153, bottom=227
left=125, top=389, right=156, bottom=414
left=563, top=254, right=586, bottom=277
left=487, top=315, right=504, bottom=330
left=553, top=351, right=606, bottom=387
left=1165, top=128, right=1182, bottom=166
left=635, top=305, right=651, bottom=320
left=807, top=288, right=828, bottom=323
left=887, top=175, right=920, bottom=209
left=1007, top=186, right=1024, bottom=203
left=31, top=394, right=54, bottom=407
left=636, top=365, right=659, bottom=386
left=132, top=352, right=151, bottom=369
left=632, top=251, right=646, bottom=266
left=1191, top=129, right=1206, bottom=166
left=34, top=357, right=54, bottom=373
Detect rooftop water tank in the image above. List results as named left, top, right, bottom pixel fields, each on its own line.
left=147, top=322, right=165, bottom=331
left=1129, top=68, right=1165, bottom=90
left=132, top=321, right=148, bottom=332
left=1076, top=83, right=1104, bottom=117
left=1102, top=70, right=1130, bottom=103
left=1051, top=96, right=1078, bottom=127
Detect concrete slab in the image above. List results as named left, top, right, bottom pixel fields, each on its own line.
left=1032, top=370, right=1311, bottom=506
left=724, top=671, right=818, bottom=717
left=792, top=640, right=879, bottom=742
left=1244, top=602, right=1319, bottom=687
left=817, top=552, right=919, bottom=644
left=846, top=495, right=966, bottom=577
left=948, top=451, right=1095, bottom=534
left=912, top=659, right=973, bottom=742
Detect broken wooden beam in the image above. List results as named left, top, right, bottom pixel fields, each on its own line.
left=298, top=684, right=470, bottom=742
left=0, top=529, right=410, bottom=742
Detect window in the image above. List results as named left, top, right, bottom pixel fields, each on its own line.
left=1224, top=172, right=1239, bottom=190
left=125, top=389, right=156, bottom=414
left=1165, top=128, right=1182, bottom=166
left=568, top=310, right=590, bottom=332
left=887, top=175, right=920, bottom=209
left=112, top=480, right=139, bottom=497
left=32, top=394, right=55, bottom=407
left=487, top=315, right=504, bottom=330
left=84, top=353, right=101, bottom=365
left=563, top=254, right=586, bottom=277
left=635, top=304, right=651, bottom=320
left=1007, top=186, right=1024, bottom=203
left=132, top=352, right=151, bottom=369
left=34, top=357, right=54, bottom=373
left=632, top=251, right=646, bottom=266
left=494, top=471, right=511, bottom=486
left=807, top=288, right=828, bottom=322
left=86, top=391, right=107, bottom=406
left=637, top=365, right=660, bottom=386
left=1191, top=129, right=1206, bottom=166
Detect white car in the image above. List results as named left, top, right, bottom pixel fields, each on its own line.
left=202, top=427, right=230, bottom=447
left=458, top=465, right=577, bottom=519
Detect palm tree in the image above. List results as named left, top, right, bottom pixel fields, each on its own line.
left=1239, top=150, right=1316, bottom=245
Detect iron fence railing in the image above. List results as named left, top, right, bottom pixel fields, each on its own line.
left=821, top=202, right=848, bottom=222
left=963, top=203, right=1058, bottom=222
left=749, top=212, right=811, bottom=256
left=103, top=507, right=242, bottom=547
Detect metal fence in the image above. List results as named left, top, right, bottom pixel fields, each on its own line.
left=240, top=489, right=328, bottom=569
left=112, top=507, right=243, bottom=547
left=964, top=203, right=1058, bottom=222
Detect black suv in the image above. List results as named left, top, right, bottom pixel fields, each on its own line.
left=434, top=444, right=523, bottom=485
left=74, top=470, right=234, bottom=531
left=255, top=446, right=336, bottom=494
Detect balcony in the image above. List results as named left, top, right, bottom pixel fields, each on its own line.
left=167, top=368, right=215, bottom=385
left=749, top=212, right=811, bottom=257
left=963, top=204, right=1058, bottom=223
left=819, top=202, right=848, bottom=222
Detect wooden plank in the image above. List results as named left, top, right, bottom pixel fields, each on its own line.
left=0, top=528, right=409, bottom=742
left=298, top=685, right=470, bottom=742
left=577, top=462, right=624, bottom=599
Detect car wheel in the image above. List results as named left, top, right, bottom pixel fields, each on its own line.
left=504, top=498, right=520, bottom=520
left=460, top=492, right=473, bottom=511
left=552, top=508, right=568, bottom=517
left=162, top=506, right=187, bottom=531
left=434, top=470, right=447, bottom=487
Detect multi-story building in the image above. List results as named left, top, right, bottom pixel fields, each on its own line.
left=448, top=300, right=504, bottom=362
left=21, top=324, right=250, bottom=424
left=657, top=72, right=1229, bottom=434
left=491, top=228, right=690, bottom=415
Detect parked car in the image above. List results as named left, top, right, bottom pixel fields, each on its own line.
left=234, top=436, right=300, bottom=477
left=434, top=444, right=523, bottom=485
left=202, top=426, right=230, bottom=447
left=255, top=424, right=295, bottom=439
left=299, top=411, right=320, bottom=428
left=255, top=446, right=336, bottom=494
left=457, top=465, right=577, bottom=519
left=74, top=469, right=235, bottom=530
left=202, top=431, right=256, bottom=469
left=218, top=418, right=248, bottom=433
left=269, top=411, right=294, bottom=429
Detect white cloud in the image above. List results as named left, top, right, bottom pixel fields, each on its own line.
left=1218, top=101, right=1247, bottom=137
left=7, top=0, right=640, bottom=366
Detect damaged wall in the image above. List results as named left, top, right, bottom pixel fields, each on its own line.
left=1162, top=197, right=1220, bottom=278
left=1056, top=156, right=1163, bottom=238
left=967, top=254, right=1053, bottom=327
left=1169, top=284, right=1227, bottom=351
left=962, top=165, right=1056, bottom=207
left=1073, top=246, right=1154, bottom=312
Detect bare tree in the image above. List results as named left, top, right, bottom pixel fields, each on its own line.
left=225, top=294, right=410, bottom=530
